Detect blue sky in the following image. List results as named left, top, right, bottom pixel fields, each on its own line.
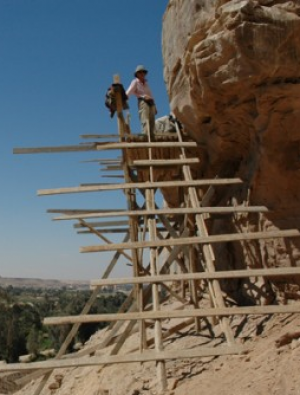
left=0, top=1, right=170, bottom=280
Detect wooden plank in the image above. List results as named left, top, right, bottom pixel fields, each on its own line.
left=47, top=209, right=124, bottom=214
left=113, top=75, right=146, bottom=358
left=53, top=206, right=268, bottom=221
left=90, top=267, right=300, bottom=287
left=98, top=142, right=198, bottom=149
left=101, top=166, right=123, bottom=171
left=131, top=158, right=200, bottom=167
left=78, top=228, right=130, bottom=234
left=13, top=144, right=98, bottom=154
left=81, top=158, right=122, bottom=163
left=80, top=134, right=120, bottom=139
left=101, top=175, right=124, bottom=179
left=179, top=143, right=235, bottom=343
left=37, top=178, right=243, bottom=196
left=74, top=220, right=130, bottom=228
left=80, top=229, right=300, bottom=253
left=145, top=186, right=167, bottom=388
left=77, top=227, right=167, bottom=234
left=13, top=141, right=198, bottom=155
left=0, top=345, right=244, bottom=372
left=43, top=303, right=300, bottom=326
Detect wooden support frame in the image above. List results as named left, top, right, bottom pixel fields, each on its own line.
left=11, top=74, right=300, bottom=395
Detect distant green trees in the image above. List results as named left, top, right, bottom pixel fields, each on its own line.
left=0, top=287, right=126, bottom=362
left=0, top=301, right=41, bottom=362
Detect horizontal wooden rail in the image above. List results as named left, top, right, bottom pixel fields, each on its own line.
left=80, top=134, right=120, bottom=139
left=53, top=206, right=268, bottom=221
left=78, top=227, right=168, bottom=234
left=13, top=141, right=198, bottom=155
left=131, top=158, right=200, bottom=167
left=0, top=345, right=243, bottom=372
left=43, top=304, right=300, bottom=326
left=47, top=208, right=125, bottom=214
left=74, top=220, right=130, bottom=228
left=13, top=144, right=98, bottom=154
left=80, top=229, right=300, bottom=253
left=37, top=178, right=243, bottom=196
left=89, top=267, right=300, bottom=287
left=96, top=142, right=198, bottom=149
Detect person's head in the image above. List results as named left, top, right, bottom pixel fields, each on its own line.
left=134, top=65, right=148, bottom=81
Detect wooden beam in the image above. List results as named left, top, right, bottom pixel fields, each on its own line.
left=81, top=158, right=122, bottom=163
left=13, top=144, right=98, bottom=154
left=80, top=134, right=120, bottom=139
left=47, top=209, right=124, bottom=214
left=101, top=175, right=124, bottom=179
left=77, top=227, right=167, bottom=234
left=37, top=178, right=243, bottom=196
left=0, top=345, right=243, bottom=372
left=74, top=220, right=130, bottom=228
left=43, top=303, right=300, bottom=326
left=101, top=166, right=123, bottom=171
left=77, top=228, right=130, bottom=234
left=131, top=158, right=200, bottom=167
left=13, top=141, right=198, bottom=155
left=80, top=229, right=300, bottom=253
left=52, top=206, right=268, bottom=221
left=98, top=142, right=198, bottom=149
left=89, top=267, right=300, bottom=287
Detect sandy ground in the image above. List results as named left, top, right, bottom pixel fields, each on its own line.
left=10, top=303, right=300, bottom=395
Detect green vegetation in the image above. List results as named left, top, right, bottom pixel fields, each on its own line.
left=0, top=286, right=126, bottom=363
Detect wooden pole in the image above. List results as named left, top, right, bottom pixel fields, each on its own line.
left=145, top=121, right=168, bottom=393
left=79, top=229, right=300, bottom=253
left=37, top=178, right=244, bottom=196
left=43, top=304, right=300, bottom=326
left=174, top=120, right=236, bottom=345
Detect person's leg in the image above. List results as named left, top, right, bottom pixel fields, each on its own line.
left=138, top=100, right=150, bottom=135
left=149, top=105, right=156, bottom=136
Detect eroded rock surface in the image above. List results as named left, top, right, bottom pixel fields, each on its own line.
left=162, top=0, right=300, bottom=302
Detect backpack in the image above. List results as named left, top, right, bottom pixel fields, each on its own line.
left=105, top=83, right=128, bottom=118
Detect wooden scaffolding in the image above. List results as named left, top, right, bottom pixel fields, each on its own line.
left=6, top=77, right=300, bottom=394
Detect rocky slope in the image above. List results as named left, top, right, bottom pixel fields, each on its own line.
left=9, top=310, right=300, bottom=395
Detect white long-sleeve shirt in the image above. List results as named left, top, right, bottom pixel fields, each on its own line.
left=126, top=78, right=154, bottom=99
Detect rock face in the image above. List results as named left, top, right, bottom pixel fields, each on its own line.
left=162, top=0, right=300, bottom=302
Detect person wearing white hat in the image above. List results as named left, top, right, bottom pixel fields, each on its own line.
left=126, top=65, right=157, bottom=136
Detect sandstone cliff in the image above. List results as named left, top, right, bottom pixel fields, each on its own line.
left=162, top=0, right=300, bottom=303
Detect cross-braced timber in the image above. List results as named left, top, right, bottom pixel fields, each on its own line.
left=8, top=75, right=300, bottom=395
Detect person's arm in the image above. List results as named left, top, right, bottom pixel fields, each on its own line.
left=126, top=79, right=137, bottom=97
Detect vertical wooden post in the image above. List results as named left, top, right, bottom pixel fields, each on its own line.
left=113, top=75, right=146, bottom=351
left=145, top=121, right=168, bottom=393
left=175, top=121, right=235, bottom=345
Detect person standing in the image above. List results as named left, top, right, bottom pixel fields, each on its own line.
left=126, top=65, right=157, bottom=136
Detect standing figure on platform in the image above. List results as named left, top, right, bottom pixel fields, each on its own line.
left=126, top=65, right=157, bottom=136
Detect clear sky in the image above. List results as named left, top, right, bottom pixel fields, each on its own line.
left=0, top=1, right=170, bottom=280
